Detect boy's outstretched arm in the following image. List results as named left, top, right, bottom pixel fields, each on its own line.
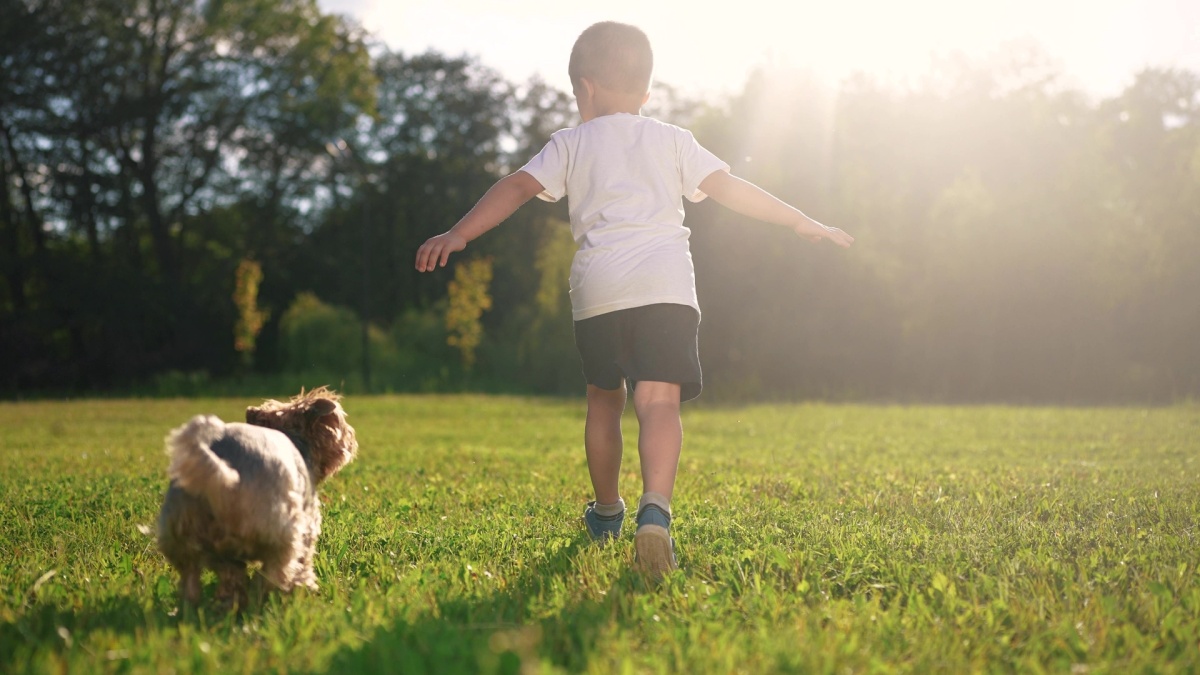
left=698, top=170, right=854, bottom=247
left=415, top=170, right=545, bottom=272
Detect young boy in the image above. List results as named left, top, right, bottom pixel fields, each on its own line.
left=415, top=21, right=853, bottom=579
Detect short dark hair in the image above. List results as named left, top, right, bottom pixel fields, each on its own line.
left=568, top=22, right=653, bottom=95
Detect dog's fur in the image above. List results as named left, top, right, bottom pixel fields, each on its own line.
left=156, top=387, right=357, bottom=605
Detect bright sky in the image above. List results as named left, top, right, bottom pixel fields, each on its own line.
left=317, top=0, right=1200, bottom=100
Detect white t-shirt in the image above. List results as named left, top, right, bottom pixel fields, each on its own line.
left=519, top=113, right=729, bottom=321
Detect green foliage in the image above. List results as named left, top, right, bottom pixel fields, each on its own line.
left=445, top=257, right=494, bottom=370
left=3, top=9, right=1200, bottom=403
left=279, top=292, right=364, bottom=376
left=502, top=219, right=580, bottom=394
left=232, top=260, right=269, bottom=365
left=1, top=397, right=1199, bottom=672
left=0, top=0, right=376, bottom=391
left=687, top=60, right=1200, bottom=403
left=531, top=222, right=574, bottom=318
left=277, top=292, right=468, bottom=393
left=386, top=305, right=458, bottom=391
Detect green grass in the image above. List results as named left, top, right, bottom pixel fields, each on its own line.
left=1, top=395, right=1198, bottom=673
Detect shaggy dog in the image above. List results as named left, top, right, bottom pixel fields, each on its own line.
left=157, top=387, right=357, bottom=606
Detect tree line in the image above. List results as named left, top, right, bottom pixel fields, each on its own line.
left=2, top=0, right=1197, bottom=403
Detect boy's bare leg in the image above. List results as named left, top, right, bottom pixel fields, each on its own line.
left=631, top=380, right=681, bottom=578
left=585, top=383, right=627, bottom=504
left=632, top=381, right=682, bottom=500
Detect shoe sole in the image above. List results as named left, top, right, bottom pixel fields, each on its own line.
left=634, top=525, right=676, bottom=579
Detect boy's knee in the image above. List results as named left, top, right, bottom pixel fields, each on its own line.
left=587, top=383, right=627, bottom=410
left=632, top=381, right=681, bottom=411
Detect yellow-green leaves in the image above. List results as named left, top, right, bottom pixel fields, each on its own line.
left=445, top=257, right=494, bottom=370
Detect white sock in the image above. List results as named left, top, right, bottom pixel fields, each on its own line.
left=638, top=492, right=671, bottom=517
left=593, top=498, right=625, bottom=517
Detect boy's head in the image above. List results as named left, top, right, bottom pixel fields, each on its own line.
left=569, top=21, right=653, bottom=96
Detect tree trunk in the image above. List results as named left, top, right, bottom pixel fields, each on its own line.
left=0, top=137, right=28, bottom=314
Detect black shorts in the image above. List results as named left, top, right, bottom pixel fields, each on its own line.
left=573, top=303, right=702, bottom=402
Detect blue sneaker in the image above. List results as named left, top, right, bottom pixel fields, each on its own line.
left=583, top=501, right=624, bottom=544
left=634, top=503, right=677, bottom=579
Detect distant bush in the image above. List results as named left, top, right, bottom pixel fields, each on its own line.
left=148, top=370, right=215, bottom=397
left=279, top=293, right=365, bottom=376
left=277, top=292, right=470, bottom=393
left=487, top=222, right=580, bottom=394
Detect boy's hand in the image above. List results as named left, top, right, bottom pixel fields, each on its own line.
left=413, top=171, right=545, bottom=272
left=415, top=231, right=467, bottom=272
left=799, top=223, right=855, bottom=248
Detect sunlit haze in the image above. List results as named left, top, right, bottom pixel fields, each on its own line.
left=318, top=0, right=1198, bottom=99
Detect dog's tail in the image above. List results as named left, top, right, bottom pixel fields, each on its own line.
left=166, top=415, right=239, bottom=499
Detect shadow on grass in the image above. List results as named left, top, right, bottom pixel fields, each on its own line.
left=318, top=535, right=651, bottom=674
left=0, top=577, right=275, bottom=666
left=1, top=592, right=174, bottom=664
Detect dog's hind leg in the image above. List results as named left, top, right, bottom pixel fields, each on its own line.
left=180, top=565, right=202, bottom=604
left=214, top=560, right=248, bottom=609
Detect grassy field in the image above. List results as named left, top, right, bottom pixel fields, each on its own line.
left=1, top=395, right=1198, bottom=673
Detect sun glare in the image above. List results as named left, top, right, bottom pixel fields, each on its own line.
left=342, top=0, right=1198, bottom=101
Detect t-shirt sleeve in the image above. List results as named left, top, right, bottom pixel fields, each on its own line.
left=518, top=133, right=569, bottom=203
left=677, top=129, right=730, bottom=203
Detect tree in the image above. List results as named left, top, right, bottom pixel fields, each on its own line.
left=0, top=0, right=374, bottom=390
left=445, top=256, right=493, bottom=371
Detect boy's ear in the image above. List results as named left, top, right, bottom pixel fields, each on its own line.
left=578, top=77, right=595, bottom=100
